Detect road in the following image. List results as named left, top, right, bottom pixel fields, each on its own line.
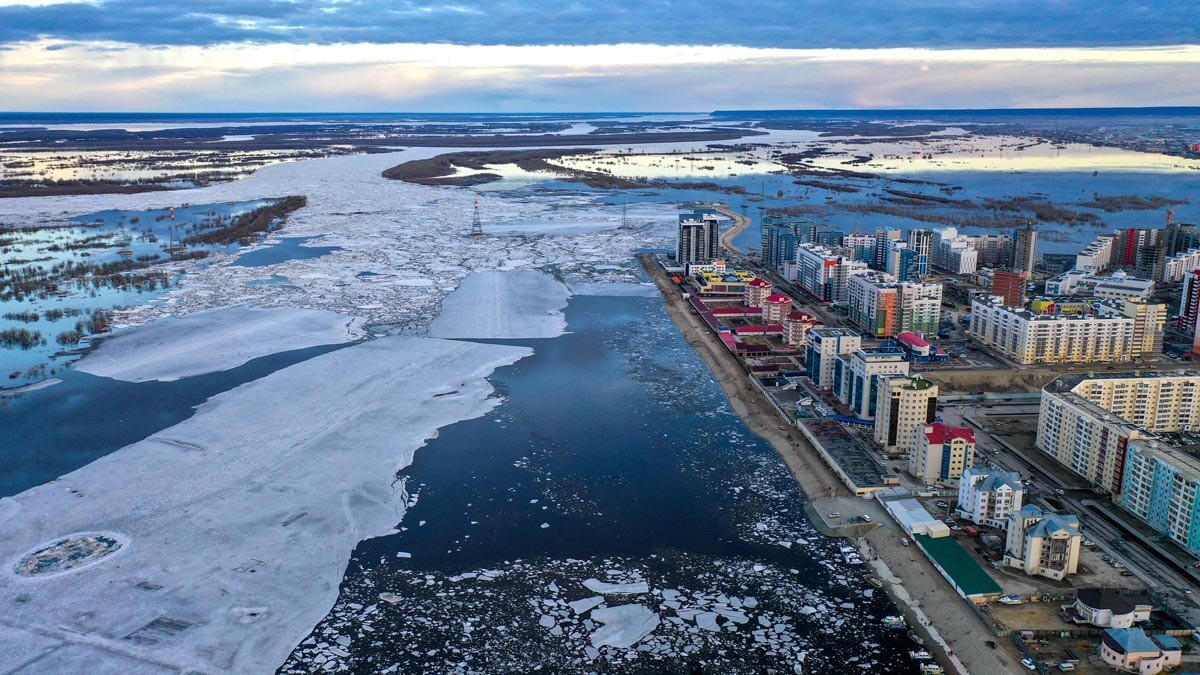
left=710, top=203, right=751, bottom=255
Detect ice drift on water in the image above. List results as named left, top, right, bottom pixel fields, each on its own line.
left=75, top=305, right=359, bottom=382
left=0, top=335, right=530, bottom=674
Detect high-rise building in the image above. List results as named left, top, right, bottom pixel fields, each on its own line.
left=957, top=466, right=1025, bottom=529
left=761, top=215, right=814, bottom=269
left=834, top=346, right=910, bottom=419
left=1162, top=248, right=1200, bottom=283
left=970, top=234, right=1014, bottom=268
left=1037, top=372, right=1200, bottom=494
left=805, top=327, right=861, bottom=389
left=1165, top=216, right=1199, bottom=257
left=1180, top=270, right=1200, bottom=351
left=1077, top=235, right=1116, bottom=272
left=873, top=374, right=938, bottom=455
left=1003, top=505, right=1082, bottom=581
left=934, top=235, right=979, bottom=275
left=1013, top=222, right=1038, bottom=274
left=793, top=242, right=869, bottom=304
left=909, top=422, right=975, bottom=484
left=906, top=229, right=935, bottom=278
left=992, top=269, right=1026, bottom=307
left=1123, top=300, right=1166, bottom=356
left=676, top=210, right=720, bottom=266
left=1113, top=228, right=1167, bottom=281
left=871, top=227, right=902, bottom=271
left=846, top=272, right=942, bottom=338
left=970, top=296, right=1161, bottom=365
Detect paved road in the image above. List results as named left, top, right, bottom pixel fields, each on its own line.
left=711, top=203, right=751, bottom=255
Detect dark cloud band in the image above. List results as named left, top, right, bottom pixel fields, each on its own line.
left=0, top=0, right=1195, bottom=48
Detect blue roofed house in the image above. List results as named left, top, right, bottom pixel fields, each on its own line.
left=1099, top=626, right=1181, bottom=674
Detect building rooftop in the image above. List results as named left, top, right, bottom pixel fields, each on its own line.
left=913, top=533, right=1003, bottom=598
left=896, top=331, right=929, bottom=349
left=1102, top=627, right=1162, bottom=655
left=798, top=419, right=887, bottom=491
left=1043, top=371, right=1200, bottom=395
left=764, top=293, right=792, bottom=305
left=1076, top=588, right=1152, bottom=616
left=925, top=422, right=974, bottom=445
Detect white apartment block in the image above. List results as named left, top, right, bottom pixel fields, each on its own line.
left=1077, top=235, right=1115, bottom=272
left=969, top=295, right=1163, bottom=365
left=1037, top=372, right=1200, bottom=493
left=793, top=242, right=870, bottom=304
left=1163, top=248, right=1200, bottom=284
left=933, top=235, right=979, bottom=274
left=957, top=466, right=1025, bottom=529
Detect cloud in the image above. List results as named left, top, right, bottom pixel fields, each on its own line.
left=0, top=0, right=1196, bottom=49
left=2, top=40, right=1198, bottom=111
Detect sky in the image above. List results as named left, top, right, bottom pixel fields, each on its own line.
left=0, top=0, right=1197, bottom=111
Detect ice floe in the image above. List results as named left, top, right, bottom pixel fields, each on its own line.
left=75, top=305, right=359, bottom=382
left=589, top=604, right=660, bottom=649
left=428, top=270, right=570, bottom=339
left=0, top=335, right=530, bottom=673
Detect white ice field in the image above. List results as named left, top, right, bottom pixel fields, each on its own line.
left=0, top=137, right=696, bottom=672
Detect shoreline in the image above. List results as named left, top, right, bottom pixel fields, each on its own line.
left=639, top=253, right=1020, bottom=675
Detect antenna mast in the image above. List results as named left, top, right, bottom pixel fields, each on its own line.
left=470, top=197, right=484, bottom=237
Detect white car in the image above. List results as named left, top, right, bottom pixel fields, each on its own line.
left=1021, top=657, right=1037, bottom=670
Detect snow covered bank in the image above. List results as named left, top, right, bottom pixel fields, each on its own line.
left=428, top=270, right=571, bottom=339
left=75, top=305, right=359, bottom=382
left=0, top=335, right=530, bottom=674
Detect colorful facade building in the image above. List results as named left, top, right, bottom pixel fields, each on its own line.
left=846, top=272, right=942, bottom=338
left=909, top=422, right=975, bottom=484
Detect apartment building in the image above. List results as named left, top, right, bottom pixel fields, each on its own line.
left=957, top=466, right=1025, bottom=529
left=805, top=327, right=862, bottom=389
left=1004, top=505, right=1082, bottom=581
left=873, top=374, right=938, bottom=455
left=1120, top=439, right=1200, bottom=557
left=909, top=422, right=975, bottom=484
left=846, top=272, right=942, bottom=338
left=793, top=242, right=870, bottom=304
left=969, top=295, right=1163, bottom=365
left=834, top=346, right=911, bottom=420
left=676, top=210, right=720, bottom=266
left=1037, top=372, right=1200, bottom=494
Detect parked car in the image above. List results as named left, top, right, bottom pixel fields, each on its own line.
left=861, top=514, right=872, bottom=523
left=1021, top=657, right=1037, bottom=670
left=1120, top=571, right=1135, bottom=577
left=828, top=512, right=840, bottom=519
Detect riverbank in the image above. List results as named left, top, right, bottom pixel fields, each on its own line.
left=639, top=253, right=1020, bottom=675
